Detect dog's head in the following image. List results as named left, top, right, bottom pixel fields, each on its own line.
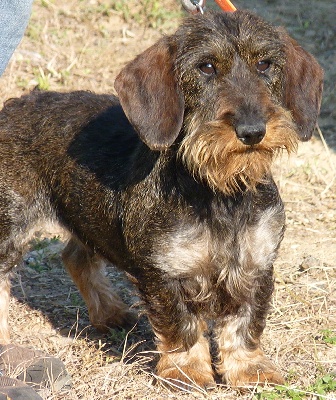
left=115, top=10, right=323, bottom=195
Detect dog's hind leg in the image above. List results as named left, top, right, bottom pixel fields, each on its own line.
left=62, top=237, right=136, bottom=331
left=0, top=235, right=29, bottom=345
left=0, top=276, right=11, bottom=344
left=0, top=248, right=32, bottom=344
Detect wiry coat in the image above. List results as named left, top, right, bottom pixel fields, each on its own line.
left=0, top=10, right=323, bottom=389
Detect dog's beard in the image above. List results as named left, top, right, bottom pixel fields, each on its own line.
left=179, top=108, right=298, bottom=196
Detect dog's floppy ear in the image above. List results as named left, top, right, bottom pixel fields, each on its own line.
left=280, top=29, right=324, bottom=141
left=114, top=38, right=184, bottom=150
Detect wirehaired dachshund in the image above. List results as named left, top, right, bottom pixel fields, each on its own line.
left=0, top=9, right=323, bottom=390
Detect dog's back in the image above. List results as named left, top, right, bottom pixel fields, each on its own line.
left=0, top=91, right=142, bottom=264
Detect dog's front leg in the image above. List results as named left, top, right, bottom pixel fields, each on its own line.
left=156, top=330, right=215, bottom=391
left=212, top=201, right=286, bottom=387
left=139, top=278, right=215, bottom=390
left=214, top=290, right=284, bottom=387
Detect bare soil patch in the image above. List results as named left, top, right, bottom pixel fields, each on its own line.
left=0, top=0, right=335, bottom=399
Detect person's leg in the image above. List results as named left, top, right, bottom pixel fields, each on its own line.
left=0, top=0, right=34, bottom=75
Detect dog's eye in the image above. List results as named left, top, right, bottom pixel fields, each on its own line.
left=256, top=60, right=271, bottom=73
left=199, top=63, right=216, bottom=76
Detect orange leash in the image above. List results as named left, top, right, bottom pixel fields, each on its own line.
left=214, top=0, right=236, bottom=12
left=181, top=0, right=236, bottom=14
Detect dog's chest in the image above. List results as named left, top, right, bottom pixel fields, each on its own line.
left=153, top=205, right=284, bottom=278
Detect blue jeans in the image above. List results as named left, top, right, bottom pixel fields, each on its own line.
left=0, top=0, right=34, bottom=76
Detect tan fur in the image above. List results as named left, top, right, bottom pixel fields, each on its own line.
left=179, top=108, right=298, bottom=195
left=215, top=312, right=284, bottom=386
left=154, top=225, right=211, bottom=277
left=62, top=238, right=135, bottom=331
left=156, top=323, right=215, bottom=389
left=240, top=206, right=285, bottom=268
left=0, top=278, right=11, bottom=344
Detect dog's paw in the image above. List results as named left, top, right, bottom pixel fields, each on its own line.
left=91, top=308, right=138, bottom=332
left=156, top=334, right=215, bottom=391
left=221, top=357, right=284, bottom=387
left=158, top=365, right=216, bottom=391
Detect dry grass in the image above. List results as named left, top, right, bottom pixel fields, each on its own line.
left=1, top=0, right=335, bottom=399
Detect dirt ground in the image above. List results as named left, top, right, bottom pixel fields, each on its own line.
left=0, top=0, right=335, bottom=399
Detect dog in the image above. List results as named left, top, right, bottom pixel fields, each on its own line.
left=0, top=9, right=323, bottom=390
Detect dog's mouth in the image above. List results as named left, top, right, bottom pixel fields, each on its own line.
left=178, top=108, right=298, bottom=195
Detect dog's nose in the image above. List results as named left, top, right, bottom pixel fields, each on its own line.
left=235, top=123, right=266, bottom=145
